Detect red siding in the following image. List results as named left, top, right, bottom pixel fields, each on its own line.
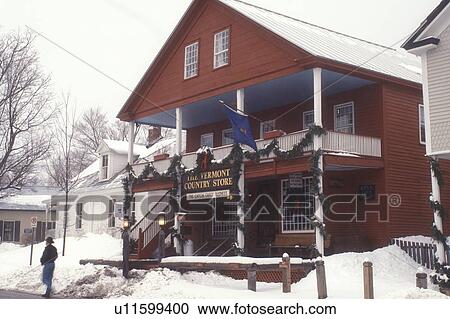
left=132, top=0, right=309, bottom=118
left=383, top=82, right=450, bottom=239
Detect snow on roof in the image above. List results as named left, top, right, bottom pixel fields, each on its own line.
left=100, top=139, right=147, bottom=156
left=76, top=158, right=100, bottom=180
left=219, top=0, right=422, bottom=83
left=71, top=135, right=177, bottom=193
left=0, top=194, right=50, bottom=211
left=138, top=136, right=177, bottom=160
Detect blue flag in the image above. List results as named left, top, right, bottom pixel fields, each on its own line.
left=222, top=103, right=257, bottom=151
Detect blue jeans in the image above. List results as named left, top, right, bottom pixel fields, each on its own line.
left=42, top=262, right=55, bottom=296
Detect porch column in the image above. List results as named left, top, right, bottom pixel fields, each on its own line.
left=236, top=88, right=245, bottom=252
left=127, top=120, right=135, bottom=164
left=176, top=107, right=183, bottom=155
left=175, top=107, right=183, bottom=254
left=422, top=53, right=446, bottom=264
left=313, top=67, right=325, bottom=256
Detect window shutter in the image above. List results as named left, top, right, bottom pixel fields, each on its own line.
left=14, top=221, right=20, bottom=242
left=0, top=221, right=3, bottom=242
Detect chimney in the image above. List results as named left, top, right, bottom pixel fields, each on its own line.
left=147, top=126, right=162, bottom=146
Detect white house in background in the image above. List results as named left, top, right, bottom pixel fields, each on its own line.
left=0, top=186, right=59, bottom=244
left=402, top=0, right=450, bottom=264
left=402, top=0, right=450, bottom=158
left=52, top=130, right=179, bottom=239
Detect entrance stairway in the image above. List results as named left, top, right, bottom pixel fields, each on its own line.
left=129, top=190, right=174, bottom=260
left=193, top=238, right=235, bottom=257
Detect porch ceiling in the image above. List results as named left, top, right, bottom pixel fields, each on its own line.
left=136, top=69, right=374, bottom=129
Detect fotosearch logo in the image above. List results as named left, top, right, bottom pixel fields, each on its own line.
left=49, top=192, right=402, bottom=224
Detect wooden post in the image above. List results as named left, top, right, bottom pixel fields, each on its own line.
left=363, top=260, right=374, bottom=299
left=416, top=267, right=428, bottom=289
left=247, top=263, right=257, bottom=292
left=280, top=253, right=291, bottom=293
left=315, top=259, right=327, bottom=299
left=236, top=88, right=245, bottom=252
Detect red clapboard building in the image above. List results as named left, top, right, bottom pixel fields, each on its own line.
left=117, top=0, right=450, bottom=259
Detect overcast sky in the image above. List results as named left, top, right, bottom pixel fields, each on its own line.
left=0, top=0, right=440, bottom=119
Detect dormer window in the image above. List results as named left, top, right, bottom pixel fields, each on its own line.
left=101, top=155, right=109, bottom=180
left=214, top=29, right=230, bottom=69
left=184, top=42, right=199, bottom=79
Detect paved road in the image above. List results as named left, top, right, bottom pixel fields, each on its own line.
left=0, top=290, right=47, bottom=299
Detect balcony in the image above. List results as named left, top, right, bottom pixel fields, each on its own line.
left=133, top=130, right=382, bottom=176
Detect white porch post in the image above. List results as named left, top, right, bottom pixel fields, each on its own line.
left=127, top=121, right=135, bottom=164
left=313, top=67, right=325, bottom=256
left=422, top=53, right=446, bottom=263
left=236, top=88, right=245, bottom=252
left=174, top=107, right=183, bottom=254
left=176, top=107, right=183, bottom=155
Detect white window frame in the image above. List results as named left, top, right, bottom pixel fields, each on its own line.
left=184, top=41, right=199, bottom=79
left=101, top=155, right=109, bottom=180
left=222, top=128, right=234, bottom=145
left=214, top=29, right=230, bottom=69
left=418, top=104, right=426, bottom=145
left=260, top=120, right=275, bottom=138
left=200, top=133, right=214, bottom=148
left=280, top=178, right=315, bottom=234
left=334, top=102, right=355, bottom=134
left=303, top=110, right=315, bottom=129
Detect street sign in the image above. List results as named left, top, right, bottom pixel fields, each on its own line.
left=30, top=216, right=38, bottom=228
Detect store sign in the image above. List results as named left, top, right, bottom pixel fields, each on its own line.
left=289, top=173, right=303, bottom=188
left=182, top=167, right=235, bottom=200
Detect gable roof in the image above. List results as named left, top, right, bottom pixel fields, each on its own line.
left=219, top=0, right=421, bottom=83
left=97, top=139, right=147, bottom=156
left=402, top=0, right=450, bottom=51
left=118, top=0, right=421, bottom=120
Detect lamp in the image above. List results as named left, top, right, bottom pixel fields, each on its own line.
left=123, top=217, right=130, bottom=230
left=158, top=214, right=166, bottom=227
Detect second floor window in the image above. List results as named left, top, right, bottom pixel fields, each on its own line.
left=101, top=155, right=109, bottom=180
left=184, top=42, right=199, bottom=79
left=334, top=102, right=355, bottom=134
left=76, top=203, right=83, bottom=229
left=260, top=120, right=275, bottom=138
left=214, top=29, right=230, bottom=69
left=222, top=128, right=234, bottom=145
left=419, top=104, right=426, bottom=144
left=200, top=133, right=214, bottom=148
left=303, top=111, right=314, bottom=129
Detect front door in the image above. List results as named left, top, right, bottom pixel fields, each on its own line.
left=281, top=177, right=315, bottom=233
left=212, top=198, right=237, bottom=239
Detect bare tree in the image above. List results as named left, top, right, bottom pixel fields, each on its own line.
left=46, top=94, right=86, bottom=256
left=0, top=30, right=55, bottom=196
left=73, top=107, right=111, bottom=158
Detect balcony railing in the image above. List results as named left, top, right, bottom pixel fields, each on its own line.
left=133, top=130, right=381, bottom=176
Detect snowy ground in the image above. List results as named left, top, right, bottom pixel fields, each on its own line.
left=0, top=234, right=448, bottom=299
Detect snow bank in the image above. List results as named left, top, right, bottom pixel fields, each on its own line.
left=0, top=233, right=122, bottom=295
left=162, top=256, right=313, bottom=265
left=0, top=242, right=23, bottom=254
left=292, top=245, right=446, bottom=298
left=0, top=236, right=448, bottom=299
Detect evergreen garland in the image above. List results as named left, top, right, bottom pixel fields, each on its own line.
left=429, top=194, right=448, bottom=219
left=428, top=156, right=444, bottom=188
left=126, top=125, right=328, bottom=255
left=426, top=157, right=450, bottom=289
